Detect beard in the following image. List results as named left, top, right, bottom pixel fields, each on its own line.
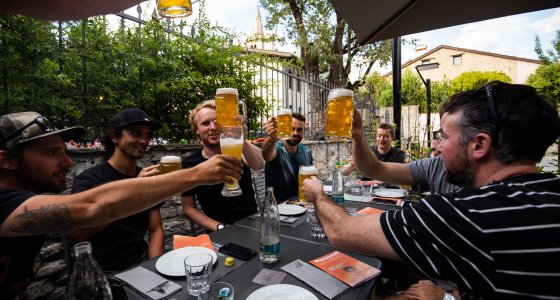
left=15, top=163, right=69, bottom=194
left=445, top=148, right=474, bottom=187
left=286, top=135, right=302, bottom=146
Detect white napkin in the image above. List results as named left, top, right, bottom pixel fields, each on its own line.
left=115, top=266, right=181, bottom=300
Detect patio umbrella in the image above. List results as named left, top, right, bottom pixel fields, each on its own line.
left=329, top=0, right=560, bottom=45
left=0, top=0, right=145, bottom=20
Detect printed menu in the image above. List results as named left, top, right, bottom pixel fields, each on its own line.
left=309, top=251, right=381, bottom=287
left=356, top=207, right=385, bottom=215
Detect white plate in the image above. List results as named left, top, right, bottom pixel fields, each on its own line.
left=374, top=189, right=406, bottom=198
left=246, top=284, right=318, bottom=300
left=278, top=204, right=306, bottom=216
left=155, top=246, right=217, bottom=276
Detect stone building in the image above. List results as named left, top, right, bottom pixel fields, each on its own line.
left=384, top=45, right=541, bottom=84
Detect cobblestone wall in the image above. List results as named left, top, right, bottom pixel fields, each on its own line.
left=19, top=141, right=350, bottom=299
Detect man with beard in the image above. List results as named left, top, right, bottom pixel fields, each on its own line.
left=340, top=123, right=405, bottom=180
left=181, top=100, right=264, bottom=232
left=0, top=111, right=243, bottom=298
left=261, top=112, right=314, bottom=202
left=70, top=108, right=164, bottom=273
left=302, top=82, right=560, bottom=299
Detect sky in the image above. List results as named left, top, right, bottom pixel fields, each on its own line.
left=126, top=1, right=560, bottom=77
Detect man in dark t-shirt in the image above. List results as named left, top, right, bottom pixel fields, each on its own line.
left=71, top=108, right=164, bottom=272
left=341, top=123, right=405, bottom=180
left=181, top=100, right=264, bottom=232
left=0, top=111, right=243, bottom=299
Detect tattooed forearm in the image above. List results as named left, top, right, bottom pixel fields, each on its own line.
left=9, top=204, right=76, bottom=235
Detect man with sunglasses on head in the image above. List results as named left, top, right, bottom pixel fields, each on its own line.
left=303, top=82, right=560, bottom=299
left=0, top=111, right=243, bottom=298
left=70, top=108, right=164, bottom=273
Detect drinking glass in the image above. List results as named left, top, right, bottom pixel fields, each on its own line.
left=220, top=125, right=244, bottom=197
left=325, top=88, right=354, bottom=141
left=184, top=253, right=213, bottom=296
left=157, top=0, right=192, bottom=18
left=215, top=88, right=247, bottom=127
left=276, top=108, right=292, bottom=139
left=298, top=165, right=318, bottom=202
left=198, top=282, right=234, bottom=300
left=160, top=155, right=182, bottom=200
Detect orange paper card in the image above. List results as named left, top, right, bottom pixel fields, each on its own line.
left=310, top=251, right=381, bottom=287
left=173, top=234, right=215, bottom=252
left=356, top=207, right=384, bottom=215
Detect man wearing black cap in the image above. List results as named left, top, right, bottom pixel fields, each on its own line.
left=70, top=108, right=164, bottom=273
left=0, top=111, right=243, bottom=298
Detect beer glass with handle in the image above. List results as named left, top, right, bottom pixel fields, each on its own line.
left=157, top=0, right=192, bottom=18
left=326, top=88, right=354, bottom=141
left=215, top=88, right=247, bottom=127
left=298, top=165, right=318, bottom=203
left=220, top=125, right=244, bottom=197
left=276, top=108, right=292, bottom=139
left=160, top=156, right=182, bottom=200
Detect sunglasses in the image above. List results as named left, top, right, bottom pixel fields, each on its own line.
left=471, top=81, right=501, bottom=147
left=0, top=116, right=57, bottom=147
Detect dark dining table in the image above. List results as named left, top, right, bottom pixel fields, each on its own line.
left=124, top=223, right=382, bottom=299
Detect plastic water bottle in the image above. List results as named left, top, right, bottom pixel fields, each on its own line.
left=332, top=163, right=345, bottom=206
left=67, top=242, right=112, bottom=300
left=259, top=187, right=280, bottom=264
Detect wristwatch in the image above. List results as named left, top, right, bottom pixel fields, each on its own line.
left=443, top=292, right=456, bottom=300
left=216, top=223, right=226, bottom=231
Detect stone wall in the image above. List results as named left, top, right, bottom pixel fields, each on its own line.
left=20, top=141, right=350, bottom=299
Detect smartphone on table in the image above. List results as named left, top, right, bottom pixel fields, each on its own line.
left=219, top=243, right=257, bottom=260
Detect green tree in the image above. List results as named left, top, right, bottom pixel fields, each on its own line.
left=534, top=30, right=560, bottom=65
left=0, top=12, right=268, bottom=143
left=259, top=0, right=392, bottom=87
left=450, top=71, right=511, bottom=93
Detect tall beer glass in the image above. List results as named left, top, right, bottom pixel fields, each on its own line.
left=215, top=88, right=247, bottom=127
left=325, top=88, right=354, bottom=141
left=276, top=108, right=292, bottom=139
left=220, top=126, right=244, bottom=197
left=298, top=165, right=318, bottom=202
left=157, top=0, right=193, bottom=18
left=160, top=156, right=182, bottom=200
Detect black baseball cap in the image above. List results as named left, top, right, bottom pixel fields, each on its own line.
left=110, top=108, right=162, bottom=131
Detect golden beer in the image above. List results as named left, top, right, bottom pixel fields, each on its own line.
left=216, top=88, right=246, bottom=127
left=325, top=88, right=354, bottom=141
left=220, top=126, right=244, bottom=196
left=277, top=109, right=292, bottom=139
left=157, top=0, right=193, bottom=18
left=160, top=156, right=181, bottom=174
left=298, top=165, right=318, bottom=202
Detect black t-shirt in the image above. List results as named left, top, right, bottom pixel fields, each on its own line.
left=361, top=146, right=406, bottom=181
left=181, top=150, right=258, bottom=224
left=0, top=188, right=44, bottom=298
left=71, top=161, right=155, bottom=272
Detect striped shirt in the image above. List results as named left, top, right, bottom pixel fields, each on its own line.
left=380, top=173, right=560, bottom=299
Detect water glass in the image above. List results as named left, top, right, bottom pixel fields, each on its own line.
left=307, top=205, right=325, bottom=239
left=198, top=282, right=234, bottom=300
left=184, top=253, right=213, bottom=296
left=362, top=185, right=374, bottom=202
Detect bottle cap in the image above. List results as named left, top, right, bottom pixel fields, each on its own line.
left=224, top=256, right=235, bottom=267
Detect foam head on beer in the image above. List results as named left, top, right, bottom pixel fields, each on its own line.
left=216, top=88, right=238, bottom=97
left=328, top=88, right=353, bottom=100
left=160, top=155, right=182, bottom=174
left=220, top=137, right=244, bottom=160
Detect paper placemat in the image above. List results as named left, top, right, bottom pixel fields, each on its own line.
left=281, top=259, right=348, bottom=299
